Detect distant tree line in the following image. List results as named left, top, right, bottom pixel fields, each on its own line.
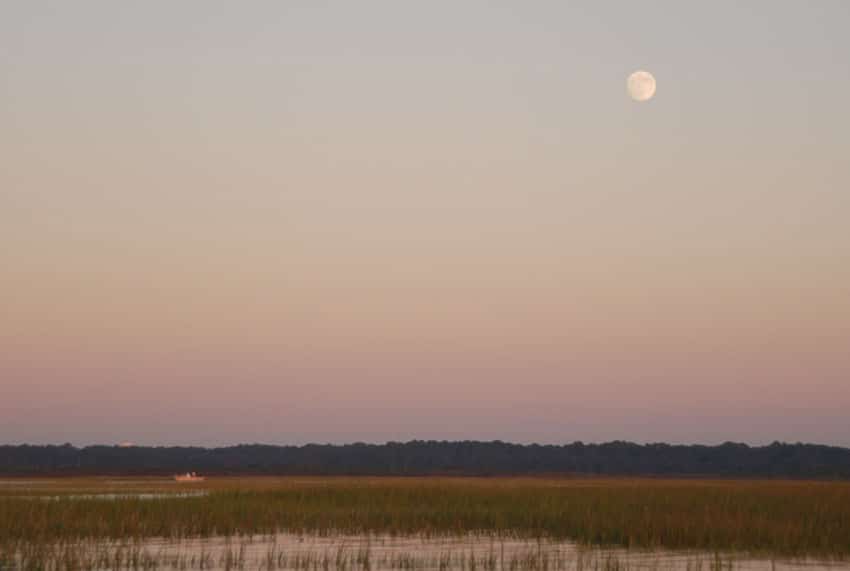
left=1, top=441, right=849, bottom=478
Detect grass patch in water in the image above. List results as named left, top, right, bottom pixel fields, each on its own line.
left=1, top=477, right=849, bottom=558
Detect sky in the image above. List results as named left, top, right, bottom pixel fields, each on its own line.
left=2, top=1, right=849, bottom=447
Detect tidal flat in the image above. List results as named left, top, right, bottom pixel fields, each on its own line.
left=1, top=477, right=849, bottom=570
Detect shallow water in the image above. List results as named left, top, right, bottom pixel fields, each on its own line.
left=0, top=479, right=54, bottom=486
left=10, top=491, right=208, bottom=500
left=6, top=533, right=847, bottom=571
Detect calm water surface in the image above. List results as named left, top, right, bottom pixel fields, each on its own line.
left=8, top=533, right=846, bottom=571
left=8, top=491, right=208, bottom=500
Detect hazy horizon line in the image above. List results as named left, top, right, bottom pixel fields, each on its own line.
left=6, top=439, right=848, bottom=450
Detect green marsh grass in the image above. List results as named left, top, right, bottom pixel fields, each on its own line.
left=1, top=477, right=849, bottom=560
left=0, top=535, right=742, bottom=571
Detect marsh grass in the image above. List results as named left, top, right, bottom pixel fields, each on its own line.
left=1, top=536, right=741, bottom=571
left=1, top=478, right=849, bottom=561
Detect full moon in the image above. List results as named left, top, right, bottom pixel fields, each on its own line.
left=627, top=70, right=656, bottom=102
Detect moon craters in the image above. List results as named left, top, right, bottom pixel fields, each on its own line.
left=627, top=70, right=656, bottom=102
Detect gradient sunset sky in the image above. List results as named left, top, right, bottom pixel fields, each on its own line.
left=2, top=2, right=849, bottom=447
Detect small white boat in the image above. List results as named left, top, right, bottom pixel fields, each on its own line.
left=173, top=472, right=206, bottom=482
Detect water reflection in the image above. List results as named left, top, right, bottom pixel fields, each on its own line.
left=5, top=533, right=847, bottom=571
left=14, top=491, right=208, bottom=500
